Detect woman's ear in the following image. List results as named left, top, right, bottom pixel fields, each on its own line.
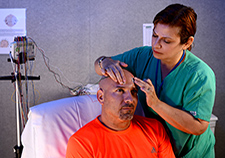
left=97, top=88, right=104, bottom=105
left=183, top=36, right=194, bottom=50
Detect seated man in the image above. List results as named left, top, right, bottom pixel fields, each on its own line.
left=66, top=69, right=175, bottom=158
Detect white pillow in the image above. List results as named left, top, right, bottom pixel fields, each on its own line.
left=21, top=95, right=101, bottom=158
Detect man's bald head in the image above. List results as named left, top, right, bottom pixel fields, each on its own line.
left=99, top=69, right=134, bottom=90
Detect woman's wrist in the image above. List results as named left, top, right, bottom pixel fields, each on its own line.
left=98, top=56, right=106, bottom=69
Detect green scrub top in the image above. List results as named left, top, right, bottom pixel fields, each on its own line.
left=112, top=46, right=216, bottom=158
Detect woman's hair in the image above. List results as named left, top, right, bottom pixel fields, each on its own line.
left=153, top=3, right=197, bottom=51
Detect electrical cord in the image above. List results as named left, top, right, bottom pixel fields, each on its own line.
left=28, top=37, right=80, bottom=91
left=27, top=37, right=95, bottom=96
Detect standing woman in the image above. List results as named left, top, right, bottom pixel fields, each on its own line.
left=94, top=3, right=216, bottom=158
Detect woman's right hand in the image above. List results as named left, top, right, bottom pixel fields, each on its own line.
left=94, top=56, right=128, bottom=84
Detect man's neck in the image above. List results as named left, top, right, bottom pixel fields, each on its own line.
left=98, top=116, right=131, bottom=131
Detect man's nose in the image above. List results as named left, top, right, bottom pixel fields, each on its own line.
left=124, top=92, right=134, bottom=103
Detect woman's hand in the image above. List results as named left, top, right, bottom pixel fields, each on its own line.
left=94, top=56, right=128, bottom=84
left=133, top=77, right=160, bottom=107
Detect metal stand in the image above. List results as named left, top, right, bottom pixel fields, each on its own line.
left=0, top=36, right=40, bottom=158
left=0, top=68, right=40, bottom=158
left=14, top=70, right=23, bottom=158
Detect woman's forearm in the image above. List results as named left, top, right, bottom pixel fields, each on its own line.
left=151, top=101, right=209, bottom=135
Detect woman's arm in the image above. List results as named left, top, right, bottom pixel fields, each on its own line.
left=151, top=99, right=208, bottom=135
left=94, top=56, right=107, bottom=76
left=134, top=77, right=209, bottom=135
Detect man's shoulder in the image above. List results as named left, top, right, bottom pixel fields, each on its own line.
left=74, top=117, right=100, bottom=136
left=132, top=115, right=167, bottom=138
left=133, top=115, right=163, bottom=127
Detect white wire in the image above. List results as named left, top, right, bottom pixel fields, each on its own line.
left=49, top=63, right=83, bottom=87
left=27, top=36, right=84, bottom=91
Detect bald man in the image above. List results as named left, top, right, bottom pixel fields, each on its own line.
left=66, top=69, right=175, bottom=158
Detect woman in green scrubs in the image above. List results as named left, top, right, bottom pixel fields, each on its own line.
left=94, top=3, right=216, bottom=158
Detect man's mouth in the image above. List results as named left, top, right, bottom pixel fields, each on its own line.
left=121, top=104, right=134, bottom=110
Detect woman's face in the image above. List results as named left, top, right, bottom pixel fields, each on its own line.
left=152, top=23, right=187, bottom=65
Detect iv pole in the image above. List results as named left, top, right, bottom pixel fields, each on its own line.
left=13, top=67, right=23, bottom=158
left=0, top=36, right=40, bottom=158
left=13, top=63, right=24, bottom=158
left=15, top=69, right=22, bottom=158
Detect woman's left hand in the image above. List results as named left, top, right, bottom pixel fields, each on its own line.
left=133, top=77, right=160, bottom=107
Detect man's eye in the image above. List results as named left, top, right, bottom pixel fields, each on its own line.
left=117, top=89, right=124, bottom=93
left=131, top=89, right=138, bottom=95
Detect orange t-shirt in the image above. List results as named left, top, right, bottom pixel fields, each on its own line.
left=66, top=115, right=175, bottom=158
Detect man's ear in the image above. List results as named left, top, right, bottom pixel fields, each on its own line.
left=183, top=36, right=194, bottom=50
left=97, top=88, right=104, bottom=105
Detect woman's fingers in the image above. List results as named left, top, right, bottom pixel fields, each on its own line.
left=120, top=61, right=128, bottom=68
left=134, top=77, right=158, bottom=107
left=102, top=59, right=128, bottom=84
left=111, top=66, right=125, bottom=84
left=134, top=77, right=153, bottom=92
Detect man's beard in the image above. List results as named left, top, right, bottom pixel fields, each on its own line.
left=119, top=104, right=135, bottom=120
